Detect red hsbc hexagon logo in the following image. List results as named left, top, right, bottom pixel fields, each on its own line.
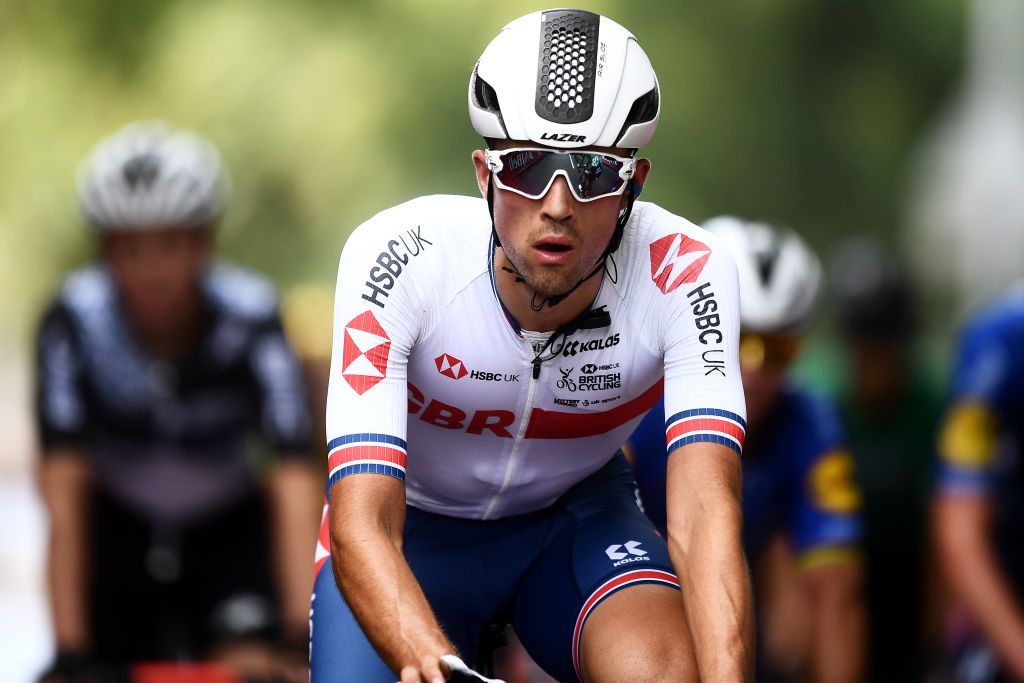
left=434, top=353, right=468, bottom=380
left=649, top=234, right=712, bottom=294
left=341, top=310, right=391, bottom=395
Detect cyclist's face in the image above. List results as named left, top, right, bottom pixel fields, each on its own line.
left=101, top=228, right=211, bottom=331
left=739, top=333, right=800, bottom=428
left=847, top=338, right=909, bottom=410
left=473, top=140, right=649, bottom=297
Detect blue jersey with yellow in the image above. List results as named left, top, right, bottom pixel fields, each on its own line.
left=937, top=287, right=1024, bottom=598
left=629, top=385, right=861, bottom=564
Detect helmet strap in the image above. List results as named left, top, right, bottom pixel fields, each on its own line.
left=487, top=173, right=635, bottom=311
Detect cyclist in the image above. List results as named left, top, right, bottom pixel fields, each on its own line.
left=35, top=122, right=320, bottom=682
left=933, top=284, right=1024, bottom=682
left=312, top=9, right=752, bottom=683
left=829, top=238, right=941, bottom=682
left=626, top=217, right=865, bottom=683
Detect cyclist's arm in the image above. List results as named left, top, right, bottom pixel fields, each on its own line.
left=934, top=322, right=1024, bottom=678
left=250, top=315, right=321, bottom=639
left=789, top=426, right=865, bottom=683
left=935, top=495, right=1024, bottom=677
left=801, top=561, right=864, bottom=683
left=323, top=207, right=455, bottom=681
left=265, top=460, right=321, bottom=639
left=328, top=474, right=454, bottom=682
left=37, top=448, right=92, bottom=652
left=666, top=441, right=753, bottom=682
left=658, top=229, right=752, bottom=681
left=34, top=305, right=93, bottom=653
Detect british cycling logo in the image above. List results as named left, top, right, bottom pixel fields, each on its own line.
left=341, top=310, right=391, bottom=395
left=362, top=226, right=432, bottom=309
left=434, top=353, right=520, bottom=382
left=560, top=366, right=621, bottom=392
left=649, top=233, right=711, bottom=295
left=605, top=541, right=650, bottom=567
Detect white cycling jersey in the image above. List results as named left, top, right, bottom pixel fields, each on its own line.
left=325, top=194, right=745, bottom=520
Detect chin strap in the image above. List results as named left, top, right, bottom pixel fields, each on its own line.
left=487, top=173, right=636, bottom=310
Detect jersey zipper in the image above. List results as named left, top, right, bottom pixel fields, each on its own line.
left=482, top=336, right=546, bottom=519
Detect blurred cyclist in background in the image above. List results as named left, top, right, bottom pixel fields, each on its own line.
left=627, top=217, right=865, bottom=683
left=933, top=284, right=1024, bottom=682
left=35, top=122, right=320, bottom=682
left=828, top=239, right=941, bottom=682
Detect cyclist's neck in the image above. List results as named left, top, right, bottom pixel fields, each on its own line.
left=492, top=247, right=603, bottom=332
left=120, top=286, right=211, bottom=361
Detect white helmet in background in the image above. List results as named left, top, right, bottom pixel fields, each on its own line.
left=78, top=121, right=227, bottom=232
left=469, top=8, right=660, bottom=149
left=704, top=216, right=823, bottom=333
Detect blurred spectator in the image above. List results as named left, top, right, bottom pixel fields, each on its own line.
left=34, top=122, right=320, bottom=682
left=826, top=239, right=942, bottom=682
left=933, top=284, right=1024, bottom=682
left=626, top=217, right=865, bottom=683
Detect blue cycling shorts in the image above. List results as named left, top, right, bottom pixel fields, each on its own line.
left=310, top=453, right=679, bottom=682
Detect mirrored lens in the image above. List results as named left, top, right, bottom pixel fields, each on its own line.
left=495, top=149, right=627, bottom=200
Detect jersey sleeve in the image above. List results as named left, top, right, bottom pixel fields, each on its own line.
left=248, top=312, right=314, bottom=457
left=324, top=211, right=423, bottom=491
left=785, top=396, right=863, bottom=565
left=35, top=304, right=89, bottom=451
left=660, top=240, right=747, bottom=458
left=935, top=318, right=1011, bottom=496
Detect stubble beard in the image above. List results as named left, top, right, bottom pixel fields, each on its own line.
left=503, top=228, right=591, bottom=298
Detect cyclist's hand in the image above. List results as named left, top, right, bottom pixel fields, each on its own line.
left=439, top=655, right=506, bottom=683
left=398, top=654, right=448, bottom=683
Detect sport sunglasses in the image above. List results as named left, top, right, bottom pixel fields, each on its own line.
left=739, top=333, right=801, bottom=371
left=484, top=147, right=637, bottom=202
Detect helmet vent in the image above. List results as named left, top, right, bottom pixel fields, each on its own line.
left=122, top=153, right=161, bottom=189
left=752, top=227, right=784, bottom=286
left=535, top=9, right=599, bottom=124
left=613, top=87, right=659, bottom=146
left=471, top=65, right=509, bottom=138
left=471, top=66, right=501, bottom=113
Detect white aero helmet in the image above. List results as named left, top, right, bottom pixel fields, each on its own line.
left=78, top=121, right=227, bottom=232
left=469, top=8, right=660, bottom=149
left=704, top=216, right=823, bottom=333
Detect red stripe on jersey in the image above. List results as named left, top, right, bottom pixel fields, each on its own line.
left=328, top=445, right=407, bottom=472
left=526, top=380, right=663, bottom=440
left=666, top=418, right=745, bottom=445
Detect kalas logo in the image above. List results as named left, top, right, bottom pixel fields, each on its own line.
left=649, top=234, right=712, bottom=294
left=435, top=353, right=468, bottom=380
left=341, top=311, right=391, bottom=395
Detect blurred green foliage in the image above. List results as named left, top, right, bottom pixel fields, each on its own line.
left=0, top=0, right=963, bottom=347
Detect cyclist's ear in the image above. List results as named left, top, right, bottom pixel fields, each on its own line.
left=471, top=150, right=491, bottom=199
left=626, top=158, right=651, bottom=206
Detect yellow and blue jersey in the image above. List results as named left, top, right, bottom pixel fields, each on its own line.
left=937, top=288, right=1024, bottom=491
left=628, top=385, right=862, bottom=566
left=936, top=287, right=1024, bottom=596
